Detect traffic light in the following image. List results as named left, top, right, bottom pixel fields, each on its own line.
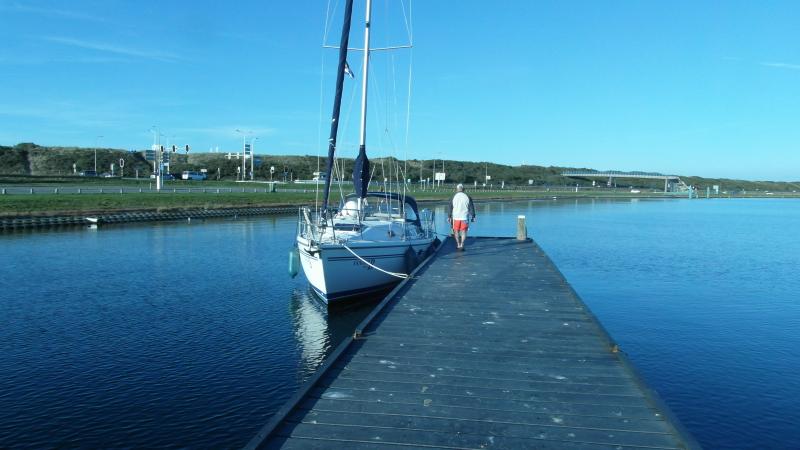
left=159, top=145, right=164, bottom=152
left=185, top=145, right=190, bottom=153
left=171, top=145, right=177, bottom=152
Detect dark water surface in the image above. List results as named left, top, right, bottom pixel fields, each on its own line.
left=0, top=216, right=372, bottom=449
left=1, top=198, right=799, bottom=449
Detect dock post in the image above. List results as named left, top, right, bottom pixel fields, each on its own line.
left=517, top=215, right=527, bottom=240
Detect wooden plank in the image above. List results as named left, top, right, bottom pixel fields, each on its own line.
left=316, top=378, right=653, bottom=408
left=297, top=398, right=673, bottom=433
left=345, top=340, right=619, bottom=360
left=273, top=422, right=682, bottom=450
left=246, top=237, right=700, bottom=449
left=285, top=409, right=682, bottom=448
left=303, top=388, right=663, bottom=420
left=263, top=437, right=435, bottom=450
left=334, top=361, right=634, bottom=386
left=330, top=370, right=642, bottom=396
left=335, top=352, right=631, bottom=376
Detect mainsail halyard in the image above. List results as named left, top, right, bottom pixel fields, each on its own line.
left=320, top=0, right=355, bottom=219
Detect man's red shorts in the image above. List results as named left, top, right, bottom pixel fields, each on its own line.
left=452, top=219, right=469, bottom=232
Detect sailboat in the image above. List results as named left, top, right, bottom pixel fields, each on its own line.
left=295, top=0, right=438, bottom=304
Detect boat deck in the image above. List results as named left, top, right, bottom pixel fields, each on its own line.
left=246, top=236, right=699, bottom=449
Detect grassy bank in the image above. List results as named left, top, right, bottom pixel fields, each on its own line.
left=0, top=192, right=316, bottom=217
left=2, top=186, right=797, bottom=217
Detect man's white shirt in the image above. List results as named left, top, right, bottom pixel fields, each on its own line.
left=451, top=192, right=471, bottom=220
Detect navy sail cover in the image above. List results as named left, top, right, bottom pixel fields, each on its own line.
left=352, top=145, right=370, bottom=198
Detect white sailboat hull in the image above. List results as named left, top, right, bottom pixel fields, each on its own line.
left=298, top=237, right=434, bottom=303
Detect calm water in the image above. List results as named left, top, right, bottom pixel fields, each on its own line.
left=1, top=198, right=799, bottom=449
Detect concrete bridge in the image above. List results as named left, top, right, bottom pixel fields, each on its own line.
left=562, top=170, right=687, bottom=192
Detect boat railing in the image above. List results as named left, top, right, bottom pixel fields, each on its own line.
left=299, top=205, right=436, bottom=243
left=298, top=207, right=322, bottom=243
left=420, top=208, right=436, bottom=239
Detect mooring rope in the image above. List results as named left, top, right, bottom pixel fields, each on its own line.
left=341, top=243, right=409, bottom=279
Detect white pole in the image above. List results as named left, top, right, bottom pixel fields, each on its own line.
left=94, top=135, right=103, bottom=172
left=358, top=0, right=373, bottom=148
left=251, top=137, right=258, bottom=180
left=156, top=133, right=162, bottom=191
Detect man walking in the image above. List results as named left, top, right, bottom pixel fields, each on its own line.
left=447, top=183, right=476, bottom=251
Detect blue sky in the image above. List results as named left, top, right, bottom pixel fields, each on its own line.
left=1, top=0, right=798, bottom=181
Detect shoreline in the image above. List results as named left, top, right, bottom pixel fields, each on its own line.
left=2, top=190, right=798, bottom=230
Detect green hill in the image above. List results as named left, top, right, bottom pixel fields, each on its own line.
left=1, top=143, right=798, bottom=193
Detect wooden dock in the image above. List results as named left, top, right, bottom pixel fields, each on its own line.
left=246, top=236, right=700, bottom=449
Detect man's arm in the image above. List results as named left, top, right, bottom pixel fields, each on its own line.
left=446, top=194, right=454, bottom=221
left=468, top=195, right=476, bottom=221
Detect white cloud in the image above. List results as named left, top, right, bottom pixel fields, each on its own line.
left=215, top=32, right=269, bottom=43
left=174, top=126, right=277, bottom=140
left=0, top=55, right=134, bottom=65
left=759, top=61, right=800, bottom=71
left=41, top=36, right=181, bottom=63
left=0, top=2, right=107, bottom=22
left=0, top=102, right=138, bottom=128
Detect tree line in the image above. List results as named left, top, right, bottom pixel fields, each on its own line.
left=1, top=143, right=797, bottom=193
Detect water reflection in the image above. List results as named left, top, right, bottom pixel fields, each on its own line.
left=288, top=288, right=376, bottom=379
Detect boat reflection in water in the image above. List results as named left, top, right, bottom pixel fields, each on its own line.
left=288, top=288, right=378, bottom=379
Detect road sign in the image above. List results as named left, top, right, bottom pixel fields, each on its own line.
left=119, top=158, right=125, bottom=168
left=145, top=150, right=156, bottom=161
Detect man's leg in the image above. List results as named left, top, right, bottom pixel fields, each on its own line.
left=457, top=221, right=465, bottom=248
left=460, top=230, right=467, bottom=248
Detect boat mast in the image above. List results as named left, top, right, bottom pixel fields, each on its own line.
left=352, top=0, right=373, bottom=203
left=321, top=0, right=355, bottom=219
left=358, top=0, right=372, bottom=153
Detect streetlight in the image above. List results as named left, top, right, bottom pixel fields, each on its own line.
left=235, top=129, right=252, bottom=181
left=250, top=137, right=259, bottom=181
left=94, top=135, right=103, bottom=172
left=442, top=157, right=446, bottom=188
left=432, top=159, right=436, bottom=189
